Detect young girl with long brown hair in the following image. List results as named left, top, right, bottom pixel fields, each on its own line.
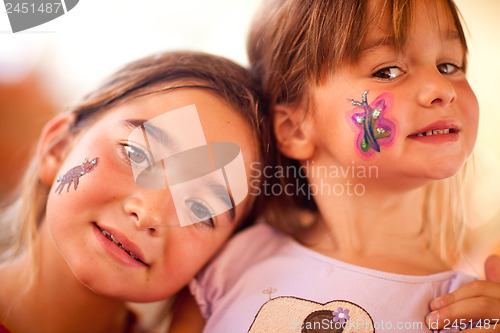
left=0, top=50, right=268, bottom=333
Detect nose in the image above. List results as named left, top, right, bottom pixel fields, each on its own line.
left=416, top=68, right=457, bottom=108
left=123, top=189, right=175, bottom=236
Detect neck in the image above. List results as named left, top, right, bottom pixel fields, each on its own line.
left=0, top=222, right=130, bottom=333
left=297, top=173, right=450, bottom=275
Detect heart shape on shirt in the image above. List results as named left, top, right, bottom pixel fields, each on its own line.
left=248, top=296, right=374, bottom=333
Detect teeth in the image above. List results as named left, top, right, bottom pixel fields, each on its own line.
left=110, top=234, right=119, bottom=245
left=99, top=227, right=143, bottom=263
left=415, top=128, right=453, bottom=137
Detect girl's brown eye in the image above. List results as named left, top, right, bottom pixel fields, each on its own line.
left=372, top=66, right=404, bottom=80
left=437, top=63, right=460, bottom=74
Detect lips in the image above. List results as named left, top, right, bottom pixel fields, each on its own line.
left=408, top=120, right=459, bottom=138
left=94, top=223, right=148, bottom=266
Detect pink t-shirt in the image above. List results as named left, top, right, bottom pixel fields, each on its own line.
left=190, top=223, right=477, bottom=333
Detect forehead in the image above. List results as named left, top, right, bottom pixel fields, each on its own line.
left=363, top=0, right=461, bottom=49
left=100, top=88, right=254, bottom=143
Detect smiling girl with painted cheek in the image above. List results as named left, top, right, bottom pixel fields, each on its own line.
left=307, top=2, right=478, bottom=187
left=0, top=51, right=267, bottom=333
left=179, top=1, right=499, bottom=332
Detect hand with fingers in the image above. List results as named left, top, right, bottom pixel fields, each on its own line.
left=426, top=255, right=500, bottom=332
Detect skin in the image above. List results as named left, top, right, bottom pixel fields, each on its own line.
left=0, top=87, right=258, bottom=333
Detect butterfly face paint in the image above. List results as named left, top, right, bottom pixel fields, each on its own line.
left=55, top=157, right=98, bottom=193
left=346, top=91, right=396, bottom=159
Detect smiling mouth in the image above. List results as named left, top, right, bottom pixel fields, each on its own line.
left=409, top=128, right=457, bottom=137
left=95, top=224, right=147, bottom=265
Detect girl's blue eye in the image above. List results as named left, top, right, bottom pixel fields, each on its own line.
left=437, top=63, right=460, bottom=74
left=121, top=144, right=152, bottom=169
left=372, top=66, right=404, bottom=80
left=185, top=199, right=215, bottom=228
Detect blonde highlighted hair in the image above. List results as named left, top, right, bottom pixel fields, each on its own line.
left=247, top=0, right=471, bottom=264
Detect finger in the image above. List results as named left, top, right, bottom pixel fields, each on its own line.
left=430, top=280, right=500, bottom=311
left=426, top=297, right=500, bottom=330
left=485, top=255, right=500, bottom=283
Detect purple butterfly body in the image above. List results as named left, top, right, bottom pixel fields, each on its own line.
left=347, top=91, right=396, bottom=158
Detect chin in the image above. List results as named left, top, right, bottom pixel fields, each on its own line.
left=83, top=278, right=151, bottom=302
left=426, top=161, right=466, bottom=181
left=380, top=161, right=465, bottom=190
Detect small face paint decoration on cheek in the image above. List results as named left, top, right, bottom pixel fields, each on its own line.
left=55, top=157, right=98, bottom=194
left=346, top=91, right=397, bottom=159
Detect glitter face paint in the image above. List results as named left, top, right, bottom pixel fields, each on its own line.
left=55, top=157, right=99, bottom=193
left=346, top=91, right=396, bottom=159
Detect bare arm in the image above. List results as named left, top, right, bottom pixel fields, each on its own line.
left=168, top=287, right=205, bottom=333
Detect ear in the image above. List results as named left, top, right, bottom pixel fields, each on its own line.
left=37, top=113, right=76, bottom=186
left=273, top=104, right=315, bottom=160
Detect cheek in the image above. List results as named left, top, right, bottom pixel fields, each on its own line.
left=45, top=150, right=128, bottom=245
left=458, top=85, right=479, bottom=150
left=156, top=230, right=233, bottom=289
left=344, top=91, right=398, bottom=160
left=311, top=108, right=352, bottom=157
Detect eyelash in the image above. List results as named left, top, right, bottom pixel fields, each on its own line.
left=119, top=143, right=153, bottom=169
left=371, top=66, right=405, bottom=81
left=185, top=199, right=216, bottom=228
left=371, top=62, right=462, bottom=81
left=436, top=63, right=461, bottom=75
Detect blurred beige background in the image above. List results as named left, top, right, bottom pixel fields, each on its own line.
left=0, top=0, right=499, bottom=271
left=452, top=0, right=500, bottom=273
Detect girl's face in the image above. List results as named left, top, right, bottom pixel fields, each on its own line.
left=303, top=0, right=478, bottom=188
left=44, top=88, right=258, bottom=302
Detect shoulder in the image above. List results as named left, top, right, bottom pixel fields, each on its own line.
left=200, top=223, right=290, bottom=284
left=189, top=223, right=292, bottom=317
left=222, top=223, right=288, bottom=255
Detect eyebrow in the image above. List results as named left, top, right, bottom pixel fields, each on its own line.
left=121, top=119, right=178, bottom=150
